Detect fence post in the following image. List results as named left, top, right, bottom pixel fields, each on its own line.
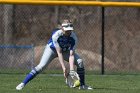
left=101, top=7, right=105, bottom=75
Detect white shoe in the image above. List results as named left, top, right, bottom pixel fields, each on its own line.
left=79, top=85, right=93, bottom=90
left=16, top=83, right=25, bottom=90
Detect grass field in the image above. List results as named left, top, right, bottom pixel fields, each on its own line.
left=0, top=74, right=140, bottom=93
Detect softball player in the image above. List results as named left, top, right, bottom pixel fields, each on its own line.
left=16, top=19, right=92, bottom=90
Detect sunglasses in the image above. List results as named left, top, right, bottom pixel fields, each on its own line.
left=62, top=23, right=73, bottom=28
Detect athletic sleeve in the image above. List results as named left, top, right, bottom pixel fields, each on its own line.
left=52, top=31, right=61, bottom=48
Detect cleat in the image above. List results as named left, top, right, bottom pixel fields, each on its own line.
left=16, top=83, right=25, bottom=90
left=79, top=85, right=93, bottom=90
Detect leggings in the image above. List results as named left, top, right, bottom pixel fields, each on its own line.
left=35, top=45, right=84, bottom=72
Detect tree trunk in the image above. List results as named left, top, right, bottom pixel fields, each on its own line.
left=3, top=5, right=15, bottom=68
left=54, top=6, right=59, bottom=27
left=3, top=5, right=14, bottom=45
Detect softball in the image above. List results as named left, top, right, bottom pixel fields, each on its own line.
left=74, top=80, right=80, bottom=87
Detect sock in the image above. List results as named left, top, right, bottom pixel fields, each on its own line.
left=23, top=69, right=38, bottom=85
left=77, top=68, right=85, bottom=86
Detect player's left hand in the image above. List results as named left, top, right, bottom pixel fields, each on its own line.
left=69, top=70, right=76, bottom=76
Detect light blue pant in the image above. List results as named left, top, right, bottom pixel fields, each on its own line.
left=35, top=45, right=84, bottom=72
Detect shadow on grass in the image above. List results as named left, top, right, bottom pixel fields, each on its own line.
left=94, top=87, right=137, bottom=91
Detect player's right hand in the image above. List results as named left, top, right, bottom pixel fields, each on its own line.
left=63, top=68, right=69, bottom=78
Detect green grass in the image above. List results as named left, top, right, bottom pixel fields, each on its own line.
left=0, top=74, right=140, bottom=93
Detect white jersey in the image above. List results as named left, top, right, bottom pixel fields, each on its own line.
left=48, top=29, right=78, bottom=51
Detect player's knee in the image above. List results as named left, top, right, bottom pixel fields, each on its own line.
left=35, top=65, right=44, bottom=73
left=77, top=59, right=84, bottom=68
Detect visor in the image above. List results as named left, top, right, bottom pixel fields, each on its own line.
left=62, top=23, right=74, bottom=31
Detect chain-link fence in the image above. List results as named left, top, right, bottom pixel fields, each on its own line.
left=104, top=7, right=140, bottom=74
left=0, top=3, right=140, bottom=74
left=0, top=45, right=34, bottom=74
